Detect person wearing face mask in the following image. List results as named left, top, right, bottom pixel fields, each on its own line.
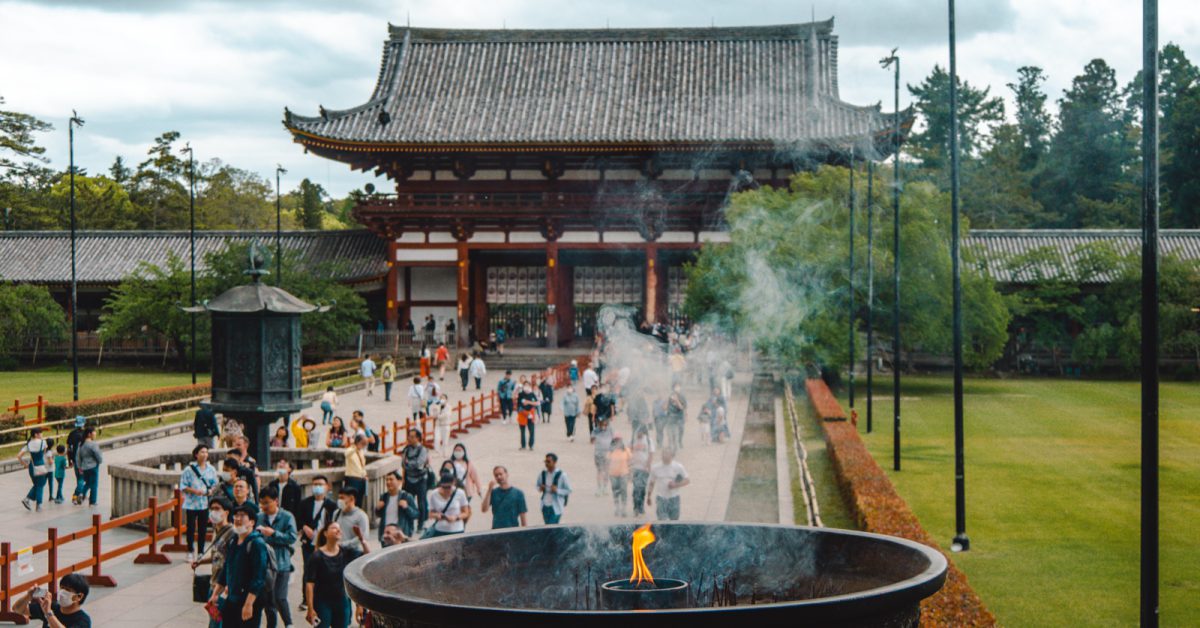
left=256, top=486, right=297, bottom=628
left=191, top=498, right=234, bottom=628
left=209, top=505, right=270, bottom=628
left=179, top=445, right=219, bottom=562
left=266, top=459, right=301, bottom=523
left=449, top=443, right=482, bottom=501
left=516, top=384, right=539, bottom=451
left=14, top=572, right=91, bottom=628
left=332, top=487, right=370, bottom=553
left=296, top=476, right=337, bottom=567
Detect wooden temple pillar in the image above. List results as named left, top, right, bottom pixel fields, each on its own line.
left=456, top=244, right=470, bottom=348
left=385, top=242, right=399, bottom=330
left=545, top=243, right=560, bottom=348
left=645, top=245, right=668, bottom=324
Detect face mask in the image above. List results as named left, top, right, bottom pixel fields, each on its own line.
left=56, top=590, right=76, bottom=608
left=452, top=451, right=464, bottom=460
left=209, top=510, right=226, bottom=524
left=312, top=485, right=326, bottom=496
left=339, top=499, right=352, bottom=511
left=233, top=523, right=251, bottom=536
left=277, top=469, right=289, bottom=480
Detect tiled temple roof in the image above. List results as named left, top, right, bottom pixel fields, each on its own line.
left=0, top=230, right=387, bottom=284
left=284, top=20, right=904, bottom=151
left=967, top=229, right=1200, bottom=284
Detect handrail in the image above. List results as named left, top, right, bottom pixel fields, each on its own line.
left=5, top=398, right=45, bottom=425
left=0, top=490, right=186, bottom=619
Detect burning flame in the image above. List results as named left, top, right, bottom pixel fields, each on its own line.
left=629, top=523, right=656, bottom=587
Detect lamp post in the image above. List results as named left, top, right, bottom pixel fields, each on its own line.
left=275, top=164, right=287, bottom=284
left=68, top=111, right=85, bottom=402
left=848, top=145, right=856, bottom=414
left=1140, top=0, right=1160, bottom=624
left=880, top=49, right=902, bottom=471
left=866, top=159, right=875, bottom=433
left=948, top=0, right=970, bottom=553
left=182, top=143, right=196, bottom=385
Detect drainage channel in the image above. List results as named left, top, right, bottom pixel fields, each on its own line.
left=724, top=373, right=780, bottom=523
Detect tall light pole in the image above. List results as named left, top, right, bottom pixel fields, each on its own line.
left=68, top=111, right=85, bottom=402
left=866, top=158, right=875, bottom=433
left=275, top=165, right=287, bottom=284
left=848, top=144, right=856, bottom=414
left=182, top=143, right=196, bottom=385
left=948, top=0, right=970, bottom=553
left=1140, top=0, right=1160, bottom=623
left=881, top=49, right=902, bottom=471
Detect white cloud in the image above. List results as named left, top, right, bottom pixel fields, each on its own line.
left=2, top=0, right=1199, bottom=199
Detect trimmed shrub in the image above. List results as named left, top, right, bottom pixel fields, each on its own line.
left=44, top=358, right=362, bottom=427
left=805, top=378, right=996, bottom=627
left=0, top=412, right=27, bottom=445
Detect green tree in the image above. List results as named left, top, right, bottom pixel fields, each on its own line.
left=684, top=166, right=1010, bottom=371
left=1002, top=247, right=1083, bottom=372
left=48, top=174, right=141, bottom=229
left=109, top=156, right=132, bottom=185
left=297, top=178, right=326, bottom=229
left=963, top=124, right=1054, bottom=228
left=1163, top=84, right=1200, bottom=227
left=129, top=131, right=188, bottom=229
left=0, top=283, right=68, bottom=366
left=1007, top=66, right=1054, bottom=171
left=195, top=160, right=275, bottom=229
left=0, top=95, right=52, bottom=169
left=907, top=65, right=1006, bottom=171
left=1038, top=59, right=1138, bottom=227
left=100, top=241, right=369, bottom=366
left=0, top=96, right=55, bottom=231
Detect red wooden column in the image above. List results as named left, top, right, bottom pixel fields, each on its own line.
left=644, top=244, right=667, bottom=324
left=385, top=241, right=399, bottom=330
left=545, top=243, right=560, bottom=348
left=456, top=244, right=470, bottom=348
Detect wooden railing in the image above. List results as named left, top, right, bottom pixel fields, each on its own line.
left=0, top=490, right=188, bottom=623
left=4, top=399, right=45, bottom=425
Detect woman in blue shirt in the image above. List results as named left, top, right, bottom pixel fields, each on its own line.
left=179, top=445, right=219, bottom=561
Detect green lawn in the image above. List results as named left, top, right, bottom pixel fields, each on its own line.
left=0, top=365, right=201, bottom=408
left=852, top=376, right=1199, bottom=627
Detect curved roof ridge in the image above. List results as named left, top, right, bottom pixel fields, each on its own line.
left=386, top=20, right=835, bottom=44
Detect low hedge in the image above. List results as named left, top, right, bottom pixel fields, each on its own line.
left=44, top=358, right=363, bottom=426
left=0, top=412, right=27, bottom=445
left=805, top=378, right=996, bottom=627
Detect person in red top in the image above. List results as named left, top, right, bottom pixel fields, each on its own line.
left=435, top=343, right=450, bottom=381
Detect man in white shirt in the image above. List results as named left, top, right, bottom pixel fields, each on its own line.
left=582, top=366, right=599, bottom=392
left=536, top=453, right=572, bottom=524
left=468, top=354, right=487, bottom=390
left=407, top=377, right=425, bottom=421
left=646, top=448, right=690, bottom=521
left=360, top=355, right=377, bottom=397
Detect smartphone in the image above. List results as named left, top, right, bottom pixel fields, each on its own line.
left=31, top=586, right=47, bottom=599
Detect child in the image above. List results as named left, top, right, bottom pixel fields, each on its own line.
left=710, top=406, right=731, bottom=444
left=52, top=443, right=68, bottom=504
left=607, top=436, right=632, bottom=517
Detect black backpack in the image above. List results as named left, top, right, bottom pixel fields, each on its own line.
left=542, top=470, right=568, bottom=506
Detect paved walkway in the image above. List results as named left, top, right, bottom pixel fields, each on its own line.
left=0, top=359, right=751, bottom=626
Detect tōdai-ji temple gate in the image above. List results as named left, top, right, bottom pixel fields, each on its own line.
left=284, top=19, right=907, bottom=347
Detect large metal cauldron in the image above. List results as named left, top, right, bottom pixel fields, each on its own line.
left=346, top=523, right=947, bottom=627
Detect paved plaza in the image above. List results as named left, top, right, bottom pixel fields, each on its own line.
left=0, top=360, right=751, bottom=626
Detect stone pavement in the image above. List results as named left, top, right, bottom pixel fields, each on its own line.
left=0, top=358, right=751, bottom=626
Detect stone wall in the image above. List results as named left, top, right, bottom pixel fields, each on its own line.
left=108, top=447, right=403, bottom=530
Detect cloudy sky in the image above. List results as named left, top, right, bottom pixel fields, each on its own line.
left=2, top=0, right=1198, bottom=197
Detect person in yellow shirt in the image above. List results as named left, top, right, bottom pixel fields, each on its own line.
left=343, top=435, right=369, bottom=499
left=291, top=415, right=316, bottom=449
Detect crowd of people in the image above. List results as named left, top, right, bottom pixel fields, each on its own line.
left=11, top=316, right=735, bottom=627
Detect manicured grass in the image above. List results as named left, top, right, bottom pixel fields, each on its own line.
left=852, top=376, right=1199, bottom=627
left=0, top=364, right=201, bottom=408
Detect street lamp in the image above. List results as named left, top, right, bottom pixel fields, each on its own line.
left=275, top=164, right=287, bottom=284
left=848, top=144, right=856, bottom=415
left=68, top=110, right=85, bottom=402
left=182, top=143, right=196, bottom=385
left=948, top=0, right=970, bottom=553
left=1140, top=0, right=1160, bottom=624
left=880, top=49, right=902, bottom=472
left=866, top=159, right=875, bottom=433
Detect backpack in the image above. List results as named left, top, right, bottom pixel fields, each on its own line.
left=253, top=535, right=278, bottom=590
left=541, top=470, right=568, bottom=506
